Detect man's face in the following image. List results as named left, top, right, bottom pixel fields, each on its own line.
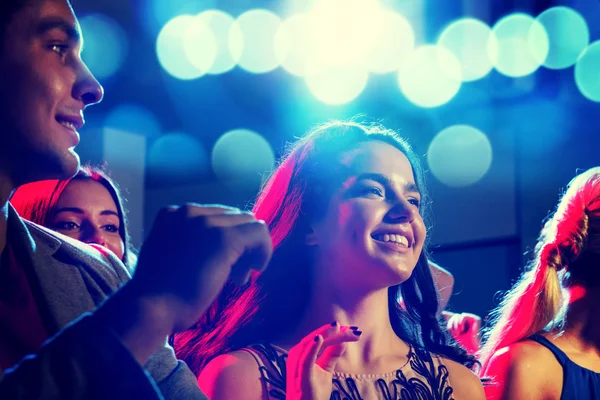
left=0, top=0, right=103, bottom=187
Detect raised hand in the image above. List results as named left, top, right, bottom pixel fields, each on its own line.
left=444, top=312, right=481, bottom=355
left=286, top=323, right=362, bottom=400
left=131, top=204, right=273, bottom=332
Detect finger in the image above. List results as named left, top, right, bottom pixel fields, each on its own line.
left=203, top=212, right=256, bottom=228
left=321, top=328, right=361, bottom=349
left=317, top=343, right=348, bottom=373
left=301, top=322, right=341, bottom=348
left=225, top=221, right=273, bottom=284
left=316, top=330, right=361, bottom=373
left=300, top=335, right=323, bottom=382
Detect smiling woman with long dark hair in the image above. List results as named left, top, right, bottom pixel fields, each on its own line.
left=175, top=120, right=484, bottom=399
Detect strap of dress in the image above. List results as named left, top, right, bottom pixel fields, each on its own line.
left=529, top=334, right=570, bottom=367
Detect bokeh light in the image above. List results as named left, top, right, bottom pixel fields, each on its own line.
left=365, top=11, right=415, bottom=74
left=275, top=13, right=320, bottom=77
left=575, top=41, right=600, bottom=102
left=489, top=13, right=549, bottom=78
left=211, top=129, right=275, bottom=188
left=79, top=14, right=128, bottom=79
left=148, top=133, right=209, bottom=180
left=141, top=0, right=213, bottom=37
left=428, top=125, right=493, bottom=187
left=306, top=0, right=387, bottom=69
left=229, top=9, right=281, bottom=74
left=157, top=15, right=213, bottom=80
left=305, top=65, right=369, bottom=105
left=196, top=10, right=241, bottom=74
left=104, top=104, right=161, bottom=140
left=537, top=7, right=589, bottom=69
left=397, top=45, right=462, bottom=108
left=437, top=18, right=496, bottom=81
left=182, top=16, right=218, bottom=76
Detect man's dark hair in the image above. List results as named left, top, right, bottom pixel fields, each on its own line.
left=0, top=0, right=72, bottom=43
left=1, top=0, right=31, bottom=34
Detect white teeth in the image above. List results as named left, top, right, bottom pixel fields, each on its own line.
left=58, top=120, right=76, bottom=130
left=373, top=233, right=409, bottom=246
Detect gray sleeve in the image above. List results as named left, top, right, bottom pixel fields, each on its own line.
left=102, top=247, right=209, bottom=399
left=145, top=339, right=209, bottom=400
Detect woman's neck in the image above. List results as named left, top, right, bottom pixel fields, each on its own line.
left=278, top=277, right=407, bottom=369
left=559, top=284, right=600, bottom=357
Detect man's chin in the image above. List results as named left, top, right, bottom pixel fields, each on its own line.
left=21, top=149, right=80, bottom=184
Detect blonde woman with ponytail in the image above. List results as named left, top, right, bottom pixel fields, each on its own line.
left=481, top=167, right=600, bottom=400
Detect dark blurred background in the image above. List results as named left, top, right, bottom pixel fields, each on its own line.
left=73, top=0, right=600, bottom=321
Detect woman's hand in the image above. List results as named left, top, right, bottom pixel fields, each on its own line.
left=444, top=311, right=481, bottom=355
left=286, top=322, right=361, bottom=400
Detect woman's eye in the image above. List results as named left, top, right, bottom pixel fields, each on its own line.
left=408, top=198, right=421, bottom=208
left=56, top=221, right=79, bottom=231
left=103, top=224, right=119, bottom=233
left=363, top=186, right=383, bottom=197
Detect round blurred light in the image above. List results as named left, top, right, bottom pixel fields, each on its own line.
left=182, top=16, right=218, bottom=76
left=195, top=10, right=241, bottom=74
left=364, top=11, right=415, bottom=74
left=489, top=13, right=549, bottom=77
left=308, top=0, right=387, bottom=69
left=428, top=125, right=493, bottom=187
left=397, top=45, right=462, bottom=108
left=212, top=129, right=275, bottom=187
left=157, top=15, right=211, bottom=80
left=438, top=18, right=496, bottom=81
left=79, top=14, right=128, bottom=79
left=537, top=7, right=589, bottom=69
left=275, top=13, right=321, bottom=77
left=229, top=9, right=281, bottom=74
left=148, top=133, right=209, bottom=179
left=142, top=0, right=214, bottom=37
left=104, top=104, right=161, bottom=140
left=575, top=41, right=600, bottom=102
left=305, top=65, right=369, bottom=105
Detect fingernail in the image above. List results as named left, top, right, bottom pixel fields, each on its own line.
left=350, top=326, right=359, bottom=331
left=353, top=330, right=363, bottom=336
left=330, top=321, right=337, bottom=327
left=314, top=335, right=319, bottom=342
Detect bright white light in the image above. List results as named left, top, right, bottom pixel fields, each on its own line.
left=489, top=13, right=549, bottom=78
left=398, top=45, right=462, bottom=108
left=182, top=16, right=217, bottom=76
left=305, top=65, right=369, bottom=105
left=537, top=7, right=589, bottom=70
left=275, top=13, right=321, bottom=77
left=438, top=18, right=496, bottom=81
left=575, top=41, right=600, bottom=102
left=79, top=14, right=128, bottom=79
left=212, top=129, right=275, bottom=189
left=229, top=9, right=282, bottom=74
left=306, top=0, right=387, bottom=69
left=364, top=11, right=415, bottom=74
left=157, top=15, right=210, bottom=80
left=193, top=10, right=240, bottom=74
left=428, top=125, right=493, bottom=187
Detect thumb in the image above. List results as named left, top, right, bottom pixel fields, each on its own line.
left=316, top=342, right=347, bottom=373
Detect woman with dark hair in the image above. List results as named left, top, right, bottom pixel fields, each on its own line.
left=480, top=167, right=600, bottom=399
left=10, top=165, right=136, bottom=272
left=175, top=120, right=484, bottom=399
